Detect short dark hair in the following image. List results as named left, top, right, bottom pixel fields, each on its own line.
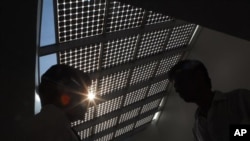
left=38, top=64, right=91, bottom=106
left=168, top=59, right=211, bottom=89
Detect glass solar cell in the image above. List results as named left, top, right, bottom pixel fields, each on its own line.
left=115, top=123, right=134, bottom=137
left=137, top=29, right=169, bottom=59
left=96, top=96, right=123, bottom=117
left=135, top=115, right=154, bottom=128
left=84, top=106, right=95, bottom=122
left=99, top=70, right=130, bottom=96
left=59, top=43, right=101, bottom=73
left=147, top=79, right=169, bottom=97
left=130, top=61, right=158, bottom=85
left=94, top=117, right=118, bottom=134
left=155, top=53, right=182, bottom=76
left=78, top=126, right=93, bottom=140
left=166, top=24, right=196, bottom=50
left=146, top=11, right=173, bottom=25
left=140, top=99, right=161, bottom=114
left=94, top=133, right=114, bottom=141
left=56, top=0, right=106, bottom=42
left=119, top=107, right=140, bottom=123
left=106, top=1, right=145, bottom=32
left=102, top=35, right=138, bottom=69
left=123, top=87, right=148, bottom=106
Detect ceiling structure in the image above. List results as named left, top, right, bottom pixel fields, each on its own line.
left=37, top=0, right=199, bottom=140
left=115, top=0, right=250, bottom=41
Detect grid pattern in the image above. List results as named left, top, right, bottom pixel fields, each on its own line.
left=99, top=70, right=130, bottom=96
left=96, top=96, right=123, bottom=117
left=41, top=1, right=199, bottom=140
left=56, top=0, right=106, bottom=42
left=156, top=53, right=182, bottom=76
left=94, top=117, right=118, bottom=134
left=166, top=24, right=196, bottom=50
left=140, top=99, right=162, bottom=114
left=135, top=115, right=154, bottom=128
left=146, top=11, right=173, bottom=25
left=123, top=87, right=148, bottom=106
left=137, top=29, right=169, bottom=59
left=119, top=107, right=140, bottom=123
left=106, top=1, right=145, bottom=32
left=94, top=133, right=114, bottom=141
left=102, top=35, right=138, bottom=69
left=59, top=43, right=101, bottom=73
left=78, top=127, right=93, bottom=140
left=130, top=61, right=158, bottom=85
left=147, top=79, right=169, bottom=97
left=115, top=123, right=134, bottom=137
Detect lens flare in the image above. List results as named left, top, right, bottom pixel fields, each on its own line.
left=88, top=92, right=95, bottom=101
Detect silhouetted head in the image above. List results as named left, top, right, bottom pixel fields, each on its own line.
left=168, top=60, right=211, bottom=103
left=39, top=64, right=91, bottom=121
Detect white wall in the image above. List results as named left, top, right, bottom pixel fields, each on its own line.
left=128, top=27, right=250, bottom=141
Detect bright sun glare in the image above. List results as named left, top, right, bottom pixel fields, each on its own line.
left=88, top=92, right=96, bottom=101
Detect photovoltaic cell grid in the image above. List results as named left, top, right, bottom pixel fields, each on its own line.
left=94, top=117, right=118, bottom=134
left=147, top=79, right=169, bottom=97
left=59, top=43, right=101, bottom=73
left=156, top=53, right=182, bottom=76
left=49, top=0, right=198, bottom=140
left=96, top=96, right=123, bottom=117
left=166, top=24, right=196, bottom=50
left=115, top=123, right=134, bottom=137
left=106, top=1, right=145, bottom=32
left=119, top=107, right=140, bottom=123
left=146, top=11, right=174, bottom=25
left=78, top=126, right=93, bottom=140
left=56, top=0, right=106, bottom=43
left=135, top=114, right=154, bottom=128
left=98, top=70, right=130, bottom=96
left=137, top=29, right=169, bottom=59
left=94, top=133, right=113, bottom=141
left=130, top=61, right=158, bottom=85
left=102, top=35, right=138, bottom=69
left=140, top=99, right=162, bottom=114
left=123, top=87, right=148, bottom=106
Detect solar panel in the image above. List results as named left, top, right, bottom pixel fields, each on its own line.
left=56, top=0, right=106, bottom=43
left=166, top=24, right=196, bottom=50
left=137, top=29, right=169, bottom=59
left=130, top=61, right=158, bottom=85
left=102, top=35, right=138, bottom=69
left=38, top=0, right=199, bottom=140
left=106, top=1, right=144, bottom=32
left=59, top=43, right=101, bottom=73
left=146, top=11, right=173, bottom=25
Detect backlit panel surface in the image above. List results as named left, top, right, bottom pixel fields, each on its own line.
left=146, top=11, right=173, bottom=25
left=106, top=1, right=145, bottom=32
left=102, top=35, right=138, bottom=69
left=39, top=0, right=198, bottom=140
left=137, top=29, right=169, bottom=59
left=156, top=53, right=182, bottom=76
left=166, top=24, right=196, bottom=50
left=56, top=0, right=106, bottom=42
left=59, top=43, right=101, bottom=73
left=130, top=61, right=158, bottom=85
left=99, top=70, right=130, bottom=96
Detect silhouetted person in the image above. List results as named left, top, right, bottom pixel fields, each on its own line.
left=168, top=59, right=250, bottom=141
left=23, top=64, right=91, bottom=141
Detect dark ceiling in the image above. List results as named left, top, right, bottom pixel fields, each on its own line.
left=116, top=0, right=250, bottom=41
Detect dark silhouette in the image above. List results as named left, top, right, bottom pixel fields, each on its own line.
left=168, top=59, right=250, bottom=141
left=23, top=64, right=91, bottom=141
